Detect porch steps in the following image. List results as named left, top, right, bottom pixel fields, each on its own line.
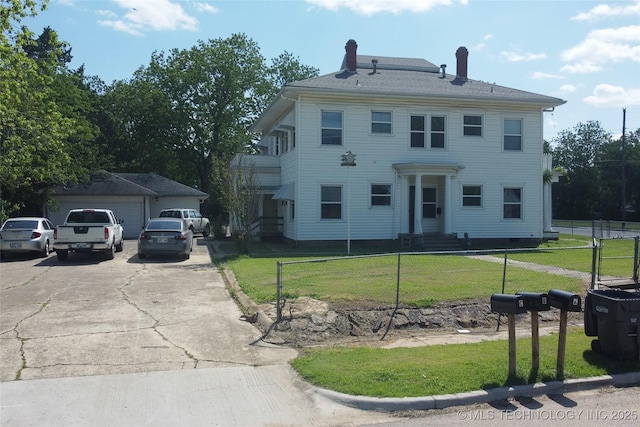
left=401, top=233, right=462, bottom=252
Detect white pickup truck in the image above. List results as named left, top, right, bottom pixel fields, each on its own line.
left=53, top=209, right=124, bottom=261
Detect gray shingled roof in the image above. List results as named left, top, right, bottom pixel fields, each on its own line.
left=251, top=52, right=565, bottom=134
left=291, top=54, right=565, bottom=105
left=53, top=171, right=208, bottom=198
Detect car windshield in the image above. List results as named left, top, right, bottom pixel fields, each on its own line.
left=159, top=211, right=182, bottom=218
left=146, top=220, right=182, bottom=231
left=2, top=220, right=38, bottom=229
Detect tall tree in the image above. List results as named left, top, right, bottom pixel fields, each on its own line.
left=0, top=1, right=75, bottom=218
left=552, top=121, right=612, bottom=220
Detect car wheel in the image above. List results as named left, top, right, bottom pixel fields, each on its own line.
left=105, top=245, right=115, bottom=260
left=40, top=240, right=51, bottom=257
left=115, top=240, right=124, bottom=252
left=203, top=224, right=211, bottom=237
left=56, top=249, right=68, bottom=261
left=184, top=251, right=190, bottom=260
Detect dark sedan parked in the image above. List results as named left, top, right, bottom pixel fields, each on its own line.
left=137, top=218, right=193, bottom=260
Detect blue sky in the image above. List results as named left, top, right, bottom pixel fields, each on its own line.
left=26, top=0, right=640, bottom=141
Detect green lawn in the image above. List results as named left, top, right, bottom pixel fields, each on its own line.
left=220, top=235, right=639, bottom=398
left=292, top=328, right=640, bottom=397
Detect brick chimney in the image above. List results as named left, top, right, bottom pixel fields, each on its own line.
left=345, top=39, right=358, bottom=73
left=456, top=46, right=468, bottom=81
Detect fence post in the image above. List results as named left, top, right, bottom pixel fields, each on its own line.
left=590, top=239, right=598, bottom=290
left=396, top=253, right=401, bottom=309
left=276, top=261, right=282, bottom=322
left=634, top=236, right=639, bottom=284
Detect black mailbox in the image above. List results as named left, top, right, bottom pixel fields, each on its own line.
left=516, top=291, right=550, bottom=312
left=548, top=289, right=582, bottom=312
left=491, top=293, right=527, bottom=315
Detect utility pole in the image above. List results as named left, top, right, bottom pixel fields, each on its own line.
left=621, top=108, right=627, bottom=222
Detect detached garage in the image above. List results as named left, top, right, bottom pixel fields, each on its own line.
left=48, top=171, right=209, bottom=239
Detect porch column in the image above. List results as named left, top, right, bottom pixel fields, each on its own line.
left=414, top=173, right=423, bottom=234
left=444, top=174, right=452, bottom=234
left=543, top=181, right=553, bottom=232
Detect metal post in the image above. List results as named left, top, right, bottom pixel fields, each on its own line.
left=633, top=236, right=639, bottom=284
left=396, top=252, right=401, bottom=309
left=347, top=164, right=351, bottom=255
left=276, top=261, right=282, bottom=322
left=531, top=311, right=540, bottom=372
left=591, top=238, right=598, bottom=290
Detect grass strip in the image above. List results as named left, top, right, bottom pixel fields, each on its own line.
left=291, top=328, right=640, bottom=397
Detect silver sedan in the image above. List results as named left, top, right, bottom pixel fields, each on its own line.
left=137, top=218, right=193, bottom=260
left=0, top=217, right=55, bottom=258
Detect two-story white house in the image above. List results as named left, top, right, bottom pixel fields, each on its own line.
left=233, top=39, right=565, bottom=248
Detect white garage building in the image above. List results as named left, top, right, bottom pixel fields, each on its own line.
left=48, top=171, right=209, bottom=239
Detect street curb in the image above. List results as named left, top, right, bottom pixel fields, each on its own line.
left=313, top=371, right=640, bottom=412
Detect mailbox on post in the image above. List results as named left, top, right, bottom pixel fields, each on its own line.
left=491, top=293, right=527, bottom=314
left=548, top=289, right=582, bottom=312
left=516, top=291, right=550, bottom=372
left=490, top=293, right=525, bottom=378
left=516, top=291, right=550, bottom=312
left=548, top=288, right=583, bottom=379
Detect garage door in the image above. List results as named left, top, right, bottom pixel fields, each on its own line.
left=50, top=198, right=144, bottom=239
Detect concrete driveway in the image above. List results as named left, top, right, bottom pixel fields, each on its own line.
left=0, top=240, right=391, bottom=426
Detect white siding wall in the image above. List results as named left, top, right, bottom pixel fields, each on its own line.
left=289, top=96, right=544, bottom=241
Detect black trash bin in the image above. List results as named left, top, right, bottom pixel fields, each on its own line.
left=584, top=289, right=640, bottom=360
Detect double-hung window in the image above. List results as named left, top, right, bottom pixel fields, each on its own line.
left=410, top=115, right=446, bottom=148
left=371, top=111, right=392, bottom=134
left=463, top=115, right=482, bottom=136
left=371, top=184, right=391, bottom=206
left=462, top=185, right=482, bottom=207
left=321, top=111, right=343, bottom=145
left=503, top=187, right=522, bottom=219
left=504, top=119, right=522, bottom=151
left=321, top=185, right=342, bottom=219
left=410, top=115, right=425, bottom=148
left=430, top=116, right=445, bottom=148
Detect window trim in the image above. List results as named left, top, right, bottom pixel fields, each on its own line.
left=410, top=114, right=425, bottom=148
left=370, top=183, right=392, bottom=207
left=321, top=110, right=343, bottom=146
left=503, top=118, right=523, bottom=151
left=371, top=110, right=393, bottom=134
left=463, top=114, right=483, bottom=137
left=503, top=187, right=523, bottom=220
left=462, top=185, right=483, bottom=208
left=430, top=115, right=446, bottom=149
left=320, top=184, right=342, bottom=220
left=410, top=113, right=447, bottom=149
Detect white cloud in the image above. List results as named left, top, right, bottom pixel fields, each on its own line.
left=500, top=51, right=546, bottom=62
left=305, top=0, right=466, bottom=16
left=559, top=84, right=577, bottom=94
left=99, top=0, right=198, bottom=35
left=572, top=1, right=640, bottom=21
left=531, top=71, right=563, bottom=80
left=561, top=25, right=640, bottom=73
left=193, top=2, right=219, bottom=14
left=97, top=9, right=118, bottom=19
left=583, top=84, right=640, bottom=107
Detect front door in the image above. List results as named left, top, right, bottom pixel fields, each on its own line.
left=409, top=185, right=439, bottom=234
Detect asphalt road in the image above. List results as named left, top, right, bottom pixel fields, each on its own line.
left=0, top=240, right=392, bottom=426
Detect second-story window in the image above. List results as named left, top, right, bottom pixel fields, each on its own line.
left=371, top=111, right=392, bottom=134
left=321, top=111, right=342, bottom=145
left=431, top=116, right=445, bottom=148
left=410, top=115, right=425, bottom=148
left=463, top=115, right=482, bottom=136
left=504, top=119, right=522, bottom=151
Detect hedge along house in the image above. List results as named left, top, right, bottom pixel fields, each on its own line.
left=48, top=171, right=209, bottom=239
left=232, top=40, right=566, bottom=249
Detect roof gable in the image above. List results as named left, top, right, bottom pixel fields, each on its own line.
left=53, top=171, right=208, bottom=198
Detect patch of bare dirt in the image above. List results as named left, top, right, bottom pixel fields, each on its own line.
left=257, top=296, right=584, bottom=348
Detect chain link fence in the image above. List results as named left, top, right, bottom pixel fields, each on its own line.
left=274, top=238, right=640, bottom=322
